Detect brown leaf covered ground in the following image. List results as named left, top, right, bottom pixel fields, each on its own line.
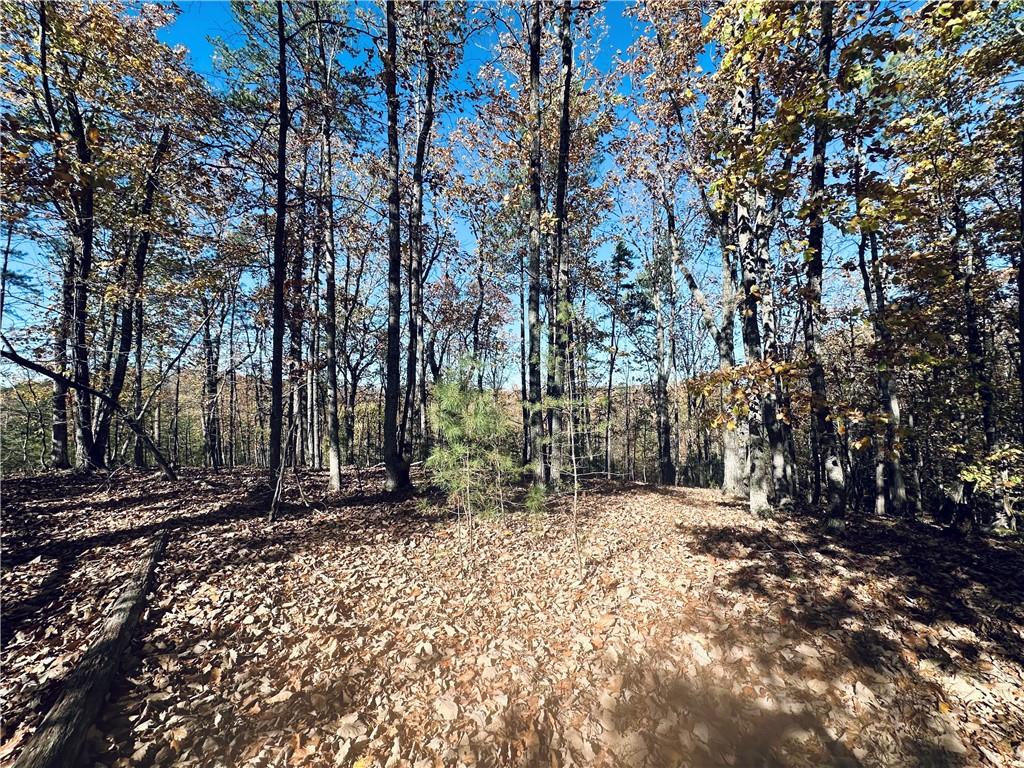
left=2, top=469, right=1023, bottom=767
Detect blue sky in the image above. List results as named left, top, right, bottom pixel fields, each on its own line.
left=159, top=1, right=237, bottom=76
left=159, top=1, right=643, bottom=79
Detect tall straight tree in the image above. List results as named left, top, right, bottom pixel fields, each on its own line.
left=382, top=0, right=411, bottom=491
left=526, top=0, right=545, bottom=486
left=51, top=256, right=72, bottom=469
left=803, top=0, right=846, bottom=524
left=604, top=242, right=631, bottom=478
left=313, top=0, right=343, bottom=492
left=401, top=0, right=438, bottom=461
left=269, top=0, right=288, bottom=479
left=652, top=206, right=676, bottom=485
left=548, top=0, right=573, bottom=487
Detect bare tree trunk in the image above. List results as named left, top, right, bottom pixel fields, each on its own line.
left=269, top=0, right=288, bottom=478
left=345, top=366, right=358, bottom=465
left=401, top=0, right=436, bottom=459
left=520, top=253, right=530, bottom=466
left=227, top=289, right=238, bottom=468
left=804, top=0, right=846, bottom=525
left=548, top=0, right=573, bottom=488
left=308, top=234, right=321, bottom=470
left=51, top=253, right=73, bottom=469
left=171, top=360, right=180, bottom=466
left=652, top=247, right=675, bottom=486
left=605, top=268, right=621, bottom=479
left=201, top=300, right=222, bottom=469
left=0, top=224, right=11, bottom=328
left=625, top=360, right=633, bottom=481
left=383, top=0, right=410, bottom=492
left=736, top=181, right=771, bottom=516
left=526, top=0, right=545, bottom=486
left=471, top=245, right=485, bottom=389
left=132, top=298, right=145, bottom=468
left=1017, top=128, right=1024, bottom=438
left=322, top=138, right=343, bottom=484
left=289, top=158, right=308, bottom=468
left=313, top=1, right=343, bottom=489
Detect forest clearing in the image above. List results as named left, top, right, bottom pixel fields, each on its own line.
left=2, top=468, right=1022, bottom=767
left=2, top=0, right=1024, bottom=766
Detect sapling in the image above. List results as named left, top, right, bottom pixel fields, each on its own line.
left=426, top=364, right=519, bottom=545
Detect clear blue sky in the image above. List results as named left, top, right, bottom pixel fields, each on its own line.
left=159, top=1, right=238, bottom=77
left=158, top=1, right=643, bottom=80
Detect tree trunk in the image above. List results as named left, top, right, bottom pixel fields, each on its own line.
left=319, top=116, right=343, bottom=488
left=132, top=298, right=145, bottom=468
left=289, top=157, right=309, bottom=468
left=520, top=253, right=530, bottom=466
left=227, top=291, right=238, bottom=467
left=653, top=252, right=676, bottom=486
left=382, top=0, right=410, bottom=492
left=756, top=223, right=794, bottom=504
left=269, top=0, right=288, bottom=479
left=172, top=360, right=180, bottom=466
left=526, top=0, right=545, bottom=486
left=345, top=366, right=358, bottom=465
left=201, top=300, right=222, bottom=469
left=401, top=0, right=436, bottom=459
left=1017, top=127, right=1024, bottom=438
left=736, top=182, right=771, bottom=517
left=51, top=253, right=72, bottom=469
left=548, top=0, right=573, bottom=488
left=605, top=285, right=620, bottom=479
left=12, top=532, right=166, bottom=768
left=804, top=0, right=846, bottom=525
left=93, top=127, right=170, bottom=461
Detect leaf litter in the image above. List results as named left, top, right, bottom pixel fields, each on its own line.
left=2, top=468, right=1023, bottom=767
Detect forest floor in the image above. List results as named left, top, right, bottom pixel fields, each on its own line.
left=2, top=468, right=1023, bottom=768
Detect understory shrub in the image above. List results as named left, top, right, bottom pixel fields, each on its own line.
left=426, top=369, right=519, bottom=517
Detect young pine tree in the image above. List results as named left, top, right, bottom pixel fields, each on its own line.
left=426, top=367, right=519, bottom=518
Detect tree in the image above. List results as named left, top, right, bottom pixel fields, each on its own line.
left=426, top=365, right=518, bottom=520
left=382, top=0, right=411, bottom=492
left=547, top=0, right=574, bottom=487
left=526, top=0, right=545, bottom=487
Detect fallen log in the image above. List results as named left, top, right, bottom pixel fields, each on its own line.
left=13, top=531, right=168, bottom=768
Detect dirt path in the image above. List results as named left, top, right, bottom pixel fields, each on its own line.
left=2, top=470, right=1022, bottom=767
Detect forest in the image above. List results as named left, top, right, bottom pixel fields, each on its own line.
left=1, top=0, right=1023, bottom=766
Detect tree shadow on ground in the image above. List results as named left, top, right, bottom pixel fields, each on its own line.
left=464, top=656, right=879, bottom=768
left=678, top=513, right=1024, bottom=672
left=0, top=467, right=396, bottom=749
